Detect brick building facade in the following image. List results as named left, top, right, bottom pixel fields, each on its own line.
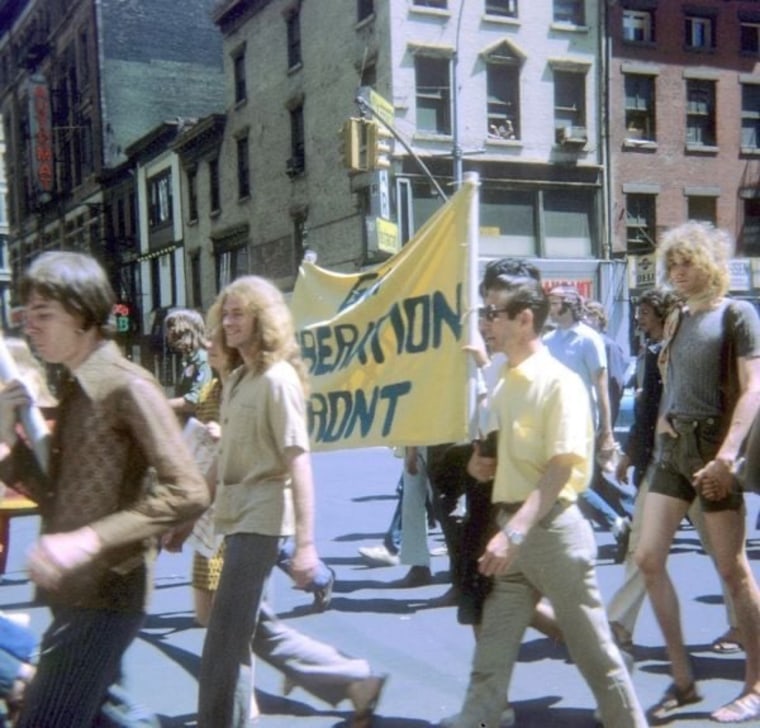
left=608, top=1, right=760, bottom=257
left=0, top=0, right=224, bottom=330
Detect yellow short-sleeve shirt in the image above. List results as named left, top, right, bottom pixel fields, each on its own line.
left=488, top=347, right=593, bottom=504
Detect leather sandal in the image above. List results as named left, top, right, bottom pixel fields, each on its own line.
left=711, top=629, right=743, bottom=654
left=647, top=682, right=702, bottom=724
left=711, top=692, right=760, bottom=723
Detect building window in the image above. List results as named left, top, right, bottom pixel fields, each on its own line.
left=415, top=56, right=451, bottom=135
left=360, top=63, right=376, bottom=88
left=686, top=79, right=716, bottom=147
left=742, top=198, right=760, bottom=255
left=78, top=28, right=89, bottom=86
left=742, top=84, right=760, bottom=150
left=286, top=9, right=302, bottom=69
left=128, top=191, right=136, bottom=240
left=236, top=136, right=250, bottom=199
left=80, top=118, right=94, bottom=178
left=740, top=22, right=760, bottom=54
left=486, top=0, right=517, bottom=18
left=624, top=74, right=655, bottom=141
left=626, top=194, right=656, bottom=253
left=187, top=167, right=198, bottom=221
left=209, top=158, right=220, bottom=213
left=685, top=15, right=714, bottom=50
left=622, top=9, right=654, bottom=43
left=554, top=70, right=586, bottom=144
left=553, top=0, right=584, bottom=25
left=413, top=0, right=447, bottom=8
left=289, top=105, right=305, bottom=175
left=150, top=258, right=163, bottom=309
left=233, top=50, right=246, bottom=104
left=486, top=61, right=520, bottom=140
left=357, top=0, right=374, bottom=21
left=216, top=246, right=249, bottom=290
left=481, top=188, right=535, bottom=256
left=148, top=170, right=172, bottom=229
left=544, top=189, right=593, bottom=257
left=687, top=196, right=716, bottom=225
left=190, top=251, right=202, bottom=308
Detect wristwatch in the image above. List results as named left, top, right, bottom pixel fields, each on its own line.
left=503, top=527, right=525, bottom=546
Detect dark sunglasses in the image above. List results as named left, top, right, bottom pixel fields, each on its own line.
left=478, top=305, right=509, bottom=322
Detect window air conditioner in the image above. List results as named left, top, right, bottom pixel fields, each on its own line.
left=559, top=125, right=588, bottom=144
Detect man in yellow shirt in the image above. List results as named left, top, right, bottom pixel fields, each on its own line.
left=442, top=274, right=645, bottom=728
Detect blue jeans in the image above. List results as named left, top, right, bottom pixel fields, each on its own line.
left=16, top=607, right=145, bottom=728
left=277, top=538, right=333, bottom=590
left=197, top=532, right=279, bottom=728
left=578, top=466, right=635, bottom=531
left=381, top=469, right=437, bottom=557
left=0, top=617, right=35, bottom=665
left=0, top=616, right=37, bottom=703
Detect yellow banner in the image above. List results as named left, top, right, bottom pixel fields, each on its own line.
left=292, top=182, right=475, bottom=450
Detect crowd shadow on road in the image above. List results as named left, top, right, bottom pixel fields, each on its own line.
left=156, top=692, right=437, bottom=728
left=351, top=495, right=399, bottom=504
left=491, top=696, right=597, bottom=727
left=279, top=595, right=430, bottom=619
left=333, top=531, right=388, bottom=543
left=635, top=645, right=747, bottom=684
left=137, top=621, right=201, bottom=677
left=142, top=610, right=199, bottom=635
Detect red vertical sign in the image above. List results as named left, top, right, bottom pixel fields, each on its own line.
left=28, top=76, right=54, bottom=196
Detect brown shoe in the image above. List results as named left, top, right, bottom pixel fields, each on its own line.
left=347, top=674, right=387, bottom=728
left=394, top=565, right=432, bottom=588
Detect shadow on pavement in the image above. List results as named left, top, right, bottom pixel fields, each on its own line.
left=509, top=696, right=597, bottom=726
left=351, top=495, right=398, bottom=503
left=333, top=532, right=388, bottom=543
left=136, top=627, right=201, bottom=678
left=636, top=648, right=747, bottom=684
left=278, top=595, right=425, bottom=618
left=142, top=610, right=199, bottom=634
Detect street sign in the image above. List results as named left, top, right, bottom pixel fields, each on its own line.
left=376, top=217, right=399, bottom=254
left=366, top=216, right=399, bottom=257
left=358, top=86, right=394, bottom=128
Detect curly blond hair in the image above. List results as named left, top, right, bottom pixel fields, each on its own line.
left=657, top=221, right=732, bottom=301
left=215, top=276, right=309, bottom=395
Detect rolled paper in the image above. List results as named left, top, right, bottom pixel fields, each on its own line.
left=0, top=332, right=50, bottom=473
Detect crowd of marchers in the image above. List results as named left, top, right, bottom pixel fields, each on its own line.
left=0, top=218, right=758, bottom=727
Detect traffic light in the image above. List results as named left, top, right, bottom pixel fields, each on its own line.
left=366, top=120, right=393, bottom=170
left=340, top=118, right=369, bottom=173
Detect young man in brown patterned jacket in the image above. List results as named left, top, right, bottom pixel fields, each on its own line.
left=0, top=251, right=209, bottom=727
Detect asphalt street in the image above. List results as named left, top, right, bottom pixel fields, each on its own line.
left=1, top=445, right=758, bottom=727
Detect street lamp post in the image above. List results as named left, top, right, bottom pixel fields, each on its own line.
left=451, top=0, right=466, bottom=190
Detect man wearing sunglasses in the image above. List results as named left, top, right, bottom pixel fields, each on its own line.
left=442, top=274, right=645, bottom=728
